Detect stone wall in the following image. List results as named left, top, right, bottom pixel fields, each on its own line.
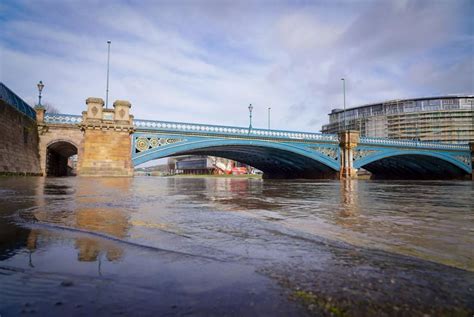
left=0, top=100, right=42, bottom=175
left=78, top=129, right=133, bottom=177
left=76, top=98, right=134, bottom=177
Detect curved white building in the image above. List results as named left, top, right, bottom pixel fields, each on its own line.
left=321, top=95, right=474, bottom=144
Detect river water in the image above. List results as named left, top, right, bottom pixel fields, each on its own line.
left=0, top=177, right=473, bottom=316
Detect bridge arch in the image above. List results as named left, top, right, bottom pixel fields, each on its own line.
left=354, top=150, right=471, bottom=179
left=133, top=138, right=340, bottom=179
left=46, top=140, right=78, bottom=177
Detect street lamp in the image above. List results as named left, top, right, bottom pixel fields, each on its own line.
left=471, top=98, right=473, bottom=142
left=341, top=78, right=346, bottom=131
left=248, top=104, right=253, bottom=130
left=268, top=107, right=271, bottom=130
left=37, top=81, right=44, bottom=108
left=106, top=40, right=111, bottom=109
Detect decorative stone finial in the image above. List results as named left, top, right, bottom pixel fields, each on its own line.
left=84, top=97, right=104, bottom=121
left=86, top=97, right=105, bottom=106
left=113, top=100, right=131, bottom=108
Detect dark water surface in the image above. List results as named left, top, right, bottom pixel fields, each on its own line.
left=0, top=177, right=473, bottom=316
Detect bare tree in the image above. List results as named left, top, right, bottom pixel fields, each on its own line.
left=43, top=102, right=60, bottom=114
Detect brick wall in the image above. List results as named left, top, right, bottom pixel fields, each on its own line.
left=0, top=100, right=41, bottom=175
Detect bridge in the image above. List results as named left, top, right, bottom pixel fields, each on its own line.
left=36, top=97, right=474, bottom=180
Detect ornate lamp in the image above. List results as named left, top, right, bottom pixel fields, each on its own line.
left=36, top=81, right=45, bottom=109
left=248, top=103, right=253, bottom=130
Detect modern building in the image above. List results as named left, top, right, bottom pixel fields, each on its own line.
left=168, top=156, right=251, bottom=175
left=321, top=95, right=474, bottom=144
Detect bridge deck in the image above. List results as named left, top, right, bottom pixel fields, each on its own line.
left=44, top=114, right=470, bottom=151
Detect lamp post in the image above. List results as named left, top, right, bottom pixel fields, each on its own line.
left=106, top=40, right=111, bottom=109
left=268, top=107, right=271, bottom=130
left=471, top=98, right=473, bottom=142
left=37, top=81, right=44, bottom=108
left=341, top=78, right=346, bottom=131
left=248, top=104, right=253, bottom=130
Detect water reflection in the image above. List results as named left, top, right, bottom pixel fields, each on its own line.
left=339, top=179, right=359, bottom=217
left=159, top=178, right=473, bottom=270
left=74, top=206, right=128, bottom=262
left=17, top=178, right=134, bottom=264
left=1, top=177, right=473, bottom=316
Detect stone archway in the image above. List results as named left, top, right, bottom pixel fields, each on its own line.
left=46, top=140, right=78, bottom=176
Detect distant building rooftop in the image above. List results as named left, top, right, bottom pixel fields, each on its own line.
left=329, top=94, right=474, bottom=114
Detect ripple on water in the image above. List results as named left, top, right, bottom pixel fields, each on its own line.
left=0, top=177, right=473, bottom=315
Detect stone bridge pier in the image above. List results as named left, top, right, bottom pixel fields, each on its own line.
left=471, top=142, right=474, bottom=180
left=77, top=98, right=135, bottom=177
left=338, top=130, right=359, bottom=179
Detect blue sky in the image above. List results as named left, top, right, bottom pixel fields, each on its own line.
left=1, top=0, right=473, bottom=132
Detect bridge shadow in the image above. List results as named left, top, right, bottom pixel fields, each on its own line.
left=161, top=145, right=338, bottom=179
left=361, top=154, right=470, bottom=180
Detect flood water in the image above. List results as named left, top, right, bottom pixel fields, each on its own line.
left=0, top=177, right=473, bottom=316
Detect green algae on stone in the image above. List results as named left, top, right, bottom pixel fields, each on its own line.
left=293, top=290, right=347, bottom=317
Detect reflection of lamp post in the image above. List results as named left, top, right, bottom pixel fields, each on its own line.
left=248, top=104, right=253, bottom=130
left=37, top=80, right=44, bottom=108
left=29, top=251, right=35, bottom=268
left=268, top=107, right=271, bottom=130
left=98, top=253, right=102, bottom=276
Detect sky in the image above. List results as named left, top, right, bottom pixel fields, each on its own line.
left=1, top=0, right=473, bottom=133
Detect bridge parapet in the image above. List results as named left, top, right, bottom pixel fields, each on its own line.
left=359, top=136, right=469, bottom=151
left=44, top=114, right=83, bottom=125
left=134, top=119, right=338, bottom=142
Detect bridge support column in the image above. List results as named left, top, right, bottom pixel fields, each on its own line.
left=77, top=98, right=135, bottom=177
left=470, top=142, right=474, bottom=181
left=338, top=130, right=359, bottom=179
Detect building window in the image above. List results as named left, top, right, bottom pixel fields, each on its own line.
left=443, top=99, right=454, bottom=105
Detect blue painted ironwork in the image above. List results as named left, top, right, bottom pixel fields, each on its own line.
left=134, top=119, right=338, bottom=142
left=353, top=145, right=471, bottom=174
left=359, top=136, right=469, bottom=151
left=132, top=132, right=341, bottom=174
left=0, top=82, right=36, bottom=120
left=132, top=119, right=471, bottom=174
left=44, top=114, right=83, bottom=124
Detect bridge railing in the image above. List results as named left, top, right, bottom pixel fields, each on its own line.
left=359, top=136, right=470, bottom=151
left=42, top=114, right=470, bottom=151
left=44, top=114, right=83, bottom=124
left=0, top=82, right=37, bottom=120
left=134, top=119, right=339, bottom=142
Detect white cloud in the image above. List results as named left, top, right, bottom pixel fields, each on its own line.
left=1, top=0, right=472, bottom=132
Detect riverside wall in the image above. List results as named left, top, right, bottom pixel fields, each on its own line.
left=0, top=99, right=41, bottom=175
